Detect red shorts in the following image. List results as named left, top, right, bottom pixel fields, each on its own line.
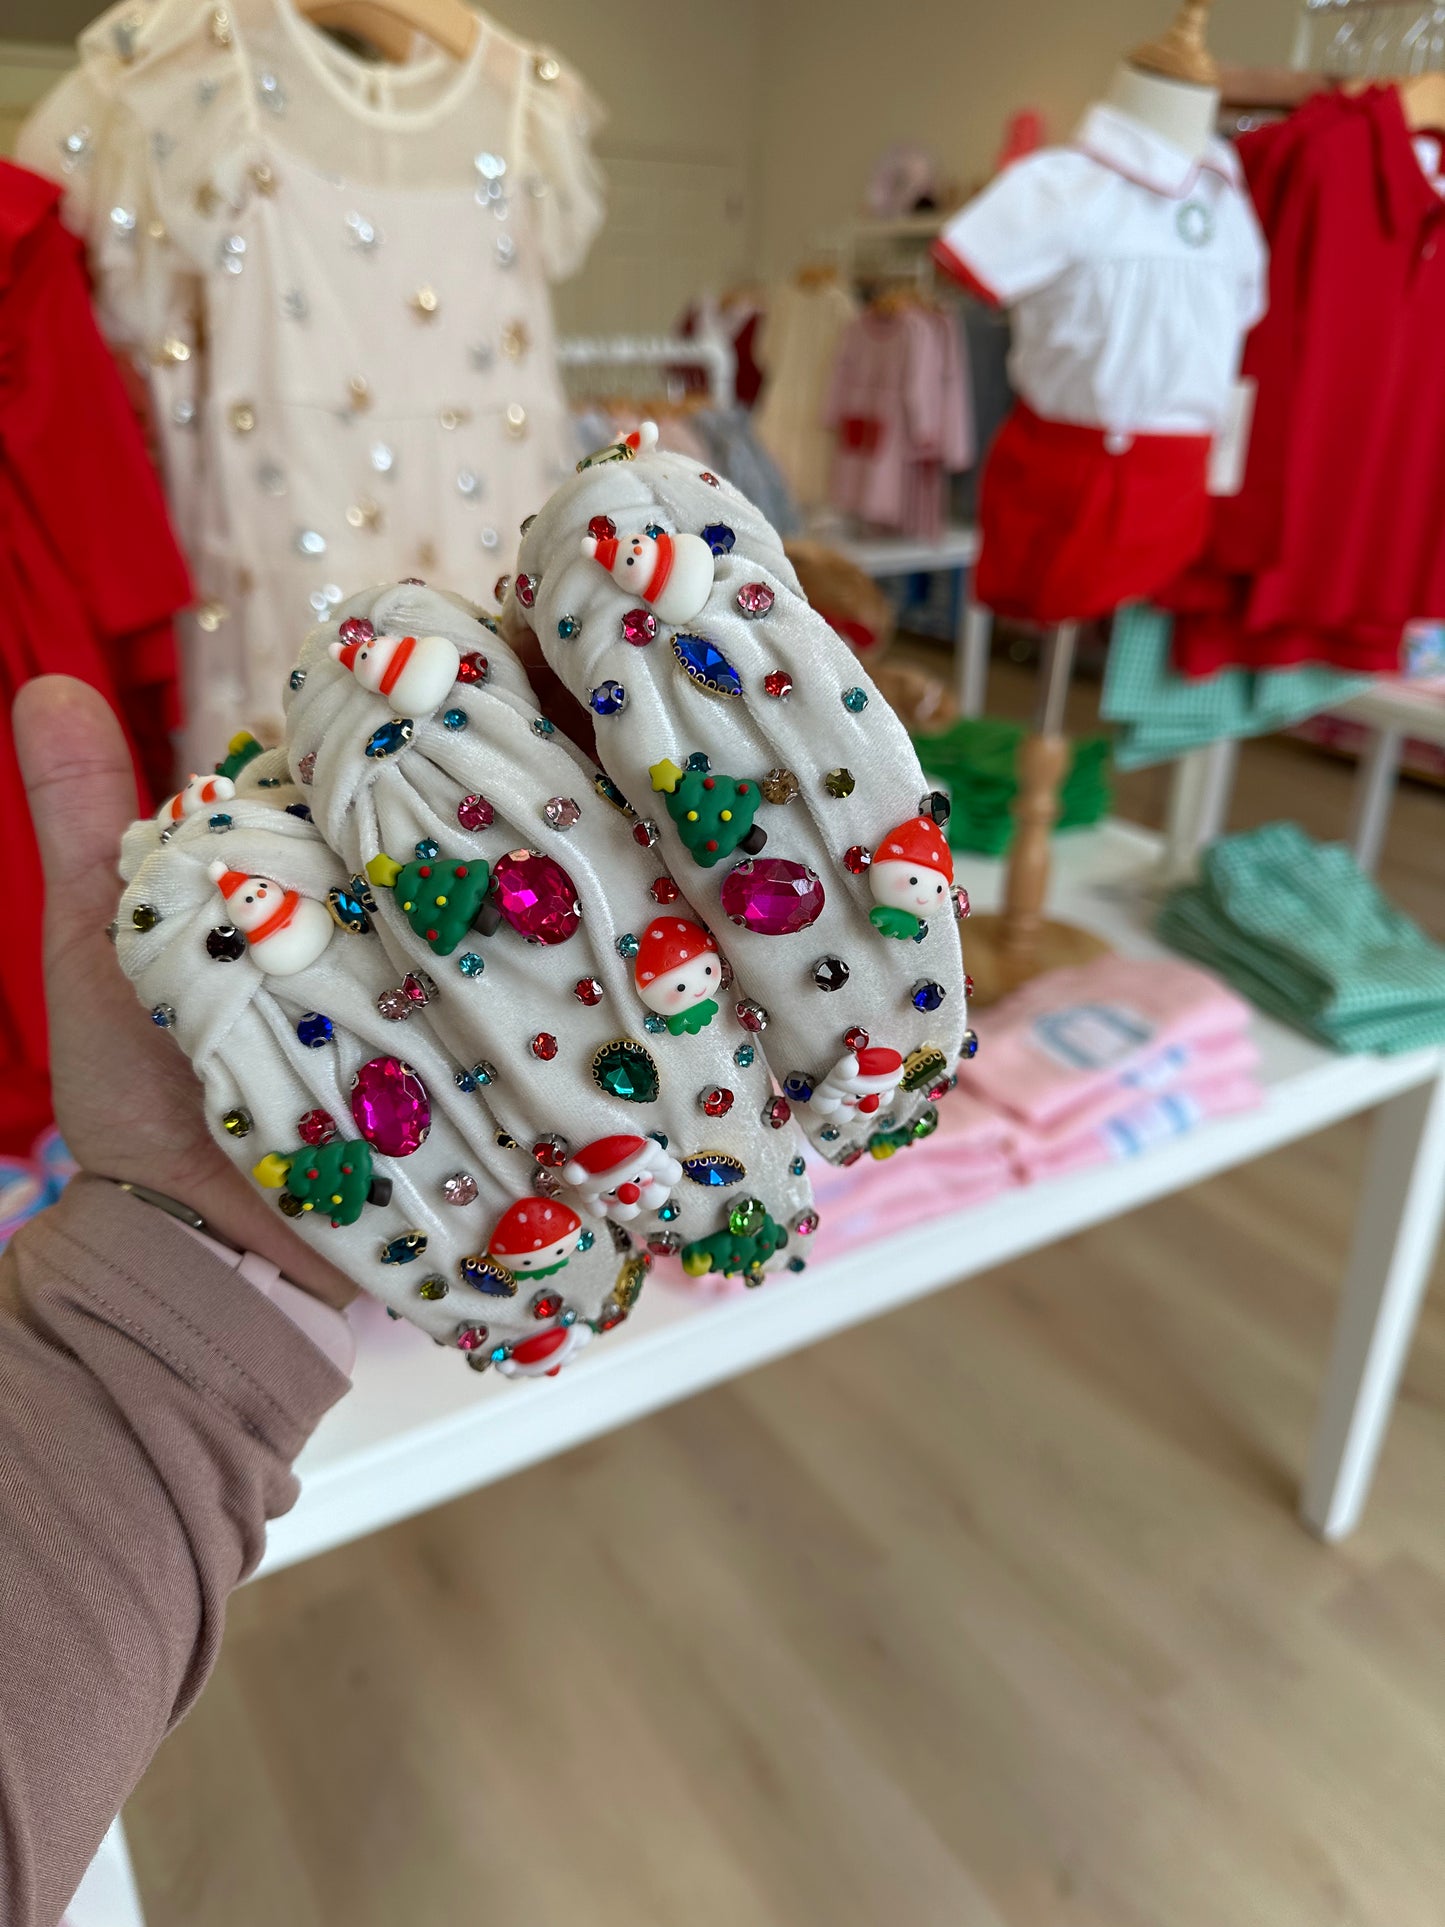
left=976, top=404, right=1212, bottom=623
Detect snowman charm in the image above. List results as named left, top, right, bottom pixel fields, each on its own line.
left=159, top=772, right=236, bottom=824
left=868, top=816, right=954, bottom=939
left=329, top=630, right=461, bottom=715
left=581, top=525, right=716, bottom=626
left=812, top=1045, right=906, bottom=1121
left=561, top=1133, right=684, bottom=1223
left=207, top=863, right=334, bottom=976
left=486, top=1197, right=584, bottom=1278
left=634, top=917, right=722, bottom=1034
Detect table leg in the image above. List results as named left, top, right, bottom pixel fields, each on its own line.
left=65, top=1816, right=146, bottom=1927
left=1347, top=725, right=1404, bottom=876
left=956, top=591, right=992, bottom=718
left=1158, top=738, right=1239, bottom=885
left=1301, top=1066, right=1445, bottom=1541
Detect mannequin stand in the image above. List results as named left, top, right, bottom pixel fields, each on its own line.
left=964, top=621, right=1111, bottom=1006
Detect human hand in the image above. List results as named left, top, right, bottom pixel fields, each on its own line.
left=14, top=676, right=356, bottom=1309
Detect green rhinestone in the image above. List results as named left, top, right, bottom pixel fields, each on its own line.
left=221, top=1107, right=252, bottom=1138
left=418, top=1276, right=450, bottom=1301
left=728, top=1196, right=767, bottom=1237
left=132, top=904, right=161, bottom=931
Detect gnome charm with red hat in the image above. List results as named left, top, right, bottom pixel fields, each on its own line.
left=486, top=1196, right=585, bottom=1280
left=868, top=816, right=955, bottom=940
left=633, top=916, right=723, bottom=1034
left=561, top=1133, right=685, bottom=1223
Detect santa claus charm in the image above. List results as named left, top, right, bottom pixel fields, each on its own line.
left=486, top=1197, right=584, bottom=1279
left=561, top=1133, right=684, bottom=1223
left=207, top=862, right=333, bottom=976
left=328, top=630, right=461, bottom=715
left=868, top=816, right=955, bottom=939
left=581, top=525, right=716, bottom=627
left=158, top=771, right=236, bottom=823
left=496, top=1323, right=593, bottom=1379
left=811, top=1044, right=906, bottom=1121
left=634, top=917, right=722, bottom=1033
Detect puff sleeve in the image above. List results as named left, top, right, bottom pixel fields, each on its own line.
left=515, top=47, right=607, bottom=283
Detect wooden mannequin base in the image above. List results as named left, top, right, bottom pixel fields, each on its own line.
left=963, top=912, right=1112, bottom=1008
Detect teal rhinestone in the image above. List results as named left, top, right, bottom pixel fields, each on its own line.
left=415, top=838, right=440, bottom=860
left=616, top=932, right=640, bottom=960
left=643, top=1014, right=666, bottom=1035
left=790, top=1156, right=805, bottom=1176
left=533, top=717, right=555, bottom=737
left=458, top=952, right=485, bottom=977
left=442, top=708, right=468, bottom=730
left=557, top=614, right=581, bottom=640
left=733, top=1043, right=755, bottom=1069
left=841, top=686, right=868, bottom=713
left=577, top=1229, right=596, bottom=1253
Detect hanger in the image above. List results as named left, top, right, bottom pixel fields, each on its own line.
left=299, top=0, right=479, bottom=63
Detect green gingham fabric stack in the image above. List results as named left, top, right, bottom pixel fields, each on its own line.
left=1102, top=604, right=1370, bottom=770
left=1158, top=822, right=1445, bottom=1054
left=912, top=716, right=1112, bottom=856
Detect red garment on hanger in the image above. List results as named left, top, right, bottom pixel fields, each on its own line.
left=1164, top=87, right=1445, bottom=676
left=0, top=160, right=191, bottom=1154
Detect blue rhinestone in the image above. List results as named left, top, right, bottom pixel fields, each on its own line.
left=577, top=1228, right=596, bottom=1252
left=296, top=1012, right=334, bottom=1047
left=589, top=679, right=626, bottom=716
left=912, top=922, right=929, bottom=944
left=380, top=1233, right=427, bottom=1266
left=841, top=686, right=868, bottom=713
left=289, top=668, right=306, bottom=690
left=685, top=751, right=712, bottom=772
left=788, top=1257, right=806, bottom=1273
left=560, top=1307, right=577, bottom=1325
left=594, top=771, right=632, bottom=811
left=533, top=716, right=555, bottom=737
left=645, top=522, right=665, bottom=539
left=557, top=614, right=581, bottom=640
left=820, top=1126, right=840, bottom=1142
left=150, top=1003, right=176, bottom=1028
left=462, top=1257, right=519, bottom=1298
left=284, top=802, right=312, bottom=822
left=208, top=813, right=232, bottom=832
left=790, top=1156, right=806, bottom=1176
left=490, top=1345, right=508, bottom=1363
left=643, top=1013, right=667, bottom=1034
left=458, top=952, right=485, bottom=977
left=258, top=777, right=281, bottom=787
left=649, top=1132, right=670, bottom=1149
left=681, top=1151, right=747, bottom=1188
left=455, top=1069, right=478, bottom=1092
left=658, top=1199, right=681, bottom=1222
left=442, top=707, right=468, bottom=730
left=365, top=717, right=413, bottom=759
left=911, top=980, right=947, bottom=1013
left=733, top=1043, right=755, bottom=1069
left=961, top=1027, right=979, bottom=1060
left=672, top=632, right=742, bottom=699
left=472, top=1060, right=496, bottom=1084
left=616, top=932, right=640, bottom=959
left=783, top=1074, right=814, bottom=1104
left=701, top=522, right=735, bottom=555
left=414, top=838, right=440, bottom=860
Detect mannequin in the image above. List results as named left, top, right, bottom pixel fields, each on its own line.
left=1105, top=0, right=1221, bottom=160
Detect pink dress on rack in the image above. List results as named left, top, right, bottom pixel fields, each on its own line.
left=825, top=305, right=971, bottom=536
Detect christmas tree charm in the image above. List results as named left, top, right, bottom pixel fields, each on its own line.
left=868, top=816, right=955, bottom=939
left=581, top=523, right=716, bottom=626
left=812, top=1045, right=905, bottom=1121
left=680, top=1210, right=788, bottom=1280
left=158, top=771, right=235, bottom=824
left=486, top=1197, right=584, bottom=1279
left=252, top=1138, right=393, bottom=1226
left=649, top=757, right=766, bottom=869
left=365, top=849, right=494, bottom=957
left=214, top=730, right=264, bottom=782
left=329, top=628, right=461, bottom=714
left=561, top=1133, right=684, bottom=1222
left=634, top=917, right=722, bottom=1033
left=206, top=863, right=333, bottom=976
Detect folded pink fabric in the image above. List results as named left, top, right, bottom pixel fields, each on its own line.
left=1002, top=1030, right=1260, bottom=1153
left=1010, top=1070, right=1262, bottom=1182
left=964, top=956, right=1255, bottom=1132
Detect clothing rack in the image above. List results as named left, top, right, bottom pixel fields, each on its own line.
left=555, top=333, right=736, bottom=410
left=1293, top=0, right=1445, bottom=75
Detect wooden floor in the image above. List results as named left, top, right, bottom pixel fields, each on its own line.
left=123, top=671, right=1445, bottom=1927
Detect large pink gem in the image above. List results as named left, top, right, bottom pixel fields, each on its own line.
left=492, top=849, right=581, bottom=945
left=350, top=1056, right=431, bottom=1157
left=720, top=858, right=825, bottom=935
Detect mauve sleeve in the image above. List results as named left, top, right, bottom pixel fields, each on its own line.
left=0, top=1178, right=349, bottom=1927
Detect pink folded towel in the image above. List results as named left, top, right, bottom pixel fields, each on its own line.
left=963, top=956, right=1255, bottom=1132
left=1010, top=1071, right=1263, bottom=1182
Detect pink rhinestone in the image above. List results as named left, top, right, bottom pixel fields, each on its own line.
left=456, top=651, right=489, bottom=685
left=954, top=887, right=971, bottom=921
left=297, top=750, right=316, bottom=785
left=736, top=582, right=775, bottom=618
left=764, top=1096, right=792, bottom=1130
left=376, top=987, right=412, bottom=1022
left=621, top=608, right=657, bottom=647
left=587, top=514, right=616, bottom=542
left=350, top=1056, right=431, bottom=1158
left=719, top=858, right=825, bottom=936
left=735, top=999, right=768, bottom=1033
left=442, top=1172, right=479, bottom=1206
left=573, top=976, right=603, bottom=1006
left=514, top=572, right=537, bottom=608
left=456, top=1325, right=488, bottom=1352
left=493, top=850, right=581, bottom=945
left=531, top=1032, right=558, bottom=1060
left=543, top=796, right=581, bottom=831
left=298, top=1107, right=338, bottom=1146
left=763, top=669, right=793, bottom=699
left=457, top=793, right=494, bottom=832
left=338, top=616, right=374, bottom=647
left=844, top=1026, right=869, bottom=1052
left=793, top=1211, right=819, bottom=1237
left=843, top=844, right=872, bottom=875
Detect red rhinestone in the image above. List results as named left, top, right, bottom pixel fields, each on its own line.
left=844, top=1026, right=869, bottom=1052
left=456, top=651, right=489, bottom=685
left=701, top=1086, right=734, bottom=1118
left=573, top=976, right=603, bottom=1006
left=587, top=514, right=616, bottom=542
left=532, top=1291, right=563, bottom=1320
left=700, top=471, right=720, bottom=486
left=763, top=670, right=793, bottom=699
left=532, top=1136, right=567, bottom=1167
left=298, top=1107, right=338, bottom=1145
left=650, top=877, right=679, bottom=904
left=338, top=616, right=374, bottom=647
left=514, top=572, right=537, bottom=608
left=965, top=974, right=975, bottom=997
left=632, top=821, right=657, bottom=847
left=531, top=1032, right=558, bottom=1060
left=843, top=844, right=872, bottom=875
left=621, top=608, right=657, bottom=647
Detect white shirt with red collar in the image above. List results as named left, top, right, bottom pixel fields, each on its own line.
left=935, top=104, right=1267, bottom=441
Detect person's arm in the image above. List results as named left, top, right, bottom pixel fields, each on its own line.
left=0, top=1180, right=348, bottom=1927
